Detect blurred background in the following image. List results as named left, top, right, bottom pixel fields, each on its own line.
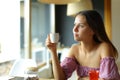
left=0, top=0, right=120, bottom=79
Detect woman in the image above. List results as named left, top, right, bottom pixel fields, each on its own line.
left=45, top=10, right=120, bottom=80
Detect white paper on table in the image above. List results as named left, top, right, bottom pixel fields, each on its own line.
left=9, top=59, right=37, bottom=77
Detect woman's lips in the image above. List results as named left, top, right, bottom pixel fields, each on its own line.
left=73, top=33, right=79, bottom=37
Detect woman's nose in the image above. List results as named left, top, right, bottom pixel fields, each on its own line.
left=73, top=26, right=78, bottom=33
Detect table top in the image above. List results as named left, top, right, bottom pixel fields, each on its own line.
left=39, top=78, right=54, bottom=80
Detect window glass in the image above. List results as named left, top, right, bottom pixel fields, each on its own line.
left=0, top=0, right=20, bottom=63
left=21, top=1, right=50, bottom=64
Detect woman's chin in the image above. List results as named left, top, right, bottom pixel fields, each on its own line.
left=74, top=38, right=80, bottom=42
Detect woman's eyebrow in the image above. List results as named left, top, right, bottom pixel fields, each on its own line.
left=74, top=21, right=85, bottom=24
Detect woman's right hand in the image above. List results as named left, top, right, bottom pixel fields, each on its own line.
left=45, top=34, right=57, bottom=53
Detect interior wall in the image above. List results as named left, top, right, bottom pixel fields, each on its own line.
left=112, top=0, right=120, bottom=60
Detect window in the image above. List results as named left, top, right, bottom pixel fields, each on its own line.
left=21, top=1, right=51, bottom=64
left=0, top=0, right=20, bottom=63
left=0, top=0, right=20, bottom=77
left=0, top=0, right=51, bottom=77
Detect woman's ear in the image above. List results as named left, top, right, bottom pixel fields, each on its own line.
left=90, top=30, right=95, bottom=36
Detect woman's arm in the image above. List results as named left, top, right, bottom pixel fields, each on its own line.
left=99, top=42, right=120, bottom=80
left=45, top=35, right=66, bottom=80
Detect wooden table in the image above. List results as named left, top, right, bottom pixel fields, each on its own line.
left=39, top=78, right=54, bottom=80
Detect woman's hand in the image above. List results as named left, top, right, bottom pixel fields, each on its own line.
left=45, top=34, right=57, bottom=53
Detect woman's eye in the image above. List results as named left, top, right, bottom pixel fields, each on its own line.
left=79, top=25, right=84, bottom=28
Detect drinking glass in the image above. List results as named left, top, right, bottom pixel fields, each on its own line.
left=89, top=70, right=99, bottom=80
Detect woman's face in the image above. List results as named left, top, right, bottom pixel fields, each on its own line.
left=73, top=15, right=94, bottom=42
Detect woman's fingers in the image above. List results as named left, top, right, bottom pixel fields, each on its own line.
left=45, top=35, right=51, bottom=46
left=45, top=34, right=56, bottom=48
left=45, top=34, right=57, bottom=54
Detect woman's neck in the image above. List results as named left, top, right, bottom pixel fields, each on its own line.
left=80, top=40, right=98, bottom=53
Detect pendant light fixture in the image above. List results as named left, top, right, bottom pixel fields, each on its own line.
left=67, top=0, right=93, bottom=16
left=38, top=0, right=80, bottom=5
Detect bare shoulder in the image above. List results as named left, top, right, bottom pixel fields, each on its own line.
left=99, top=42, right=114, bottom=58
left=66, top=43, right=80, bottom=58
left=71, top=43, right=80, bottom=49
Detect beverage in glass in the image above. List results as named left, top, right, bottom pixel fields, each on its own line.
left=89, top=70, right=99, bottom=80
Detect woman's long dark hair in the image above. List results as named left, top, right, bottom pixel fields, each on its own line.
left=76, top=10, right=118, bottom=59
